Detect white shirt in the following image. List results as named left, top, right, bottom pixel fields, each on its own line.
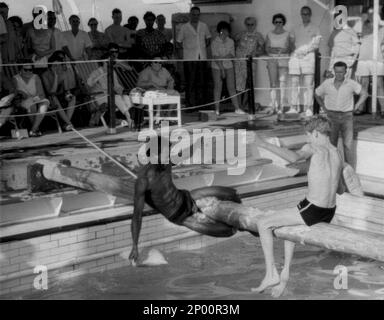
left=315, top=78, right=362, bottom=112
left=292, top=22, right=320, bottom=53
left=176, top=21, right=211, bottom=60
left=62, top=30, right=92, bottom=60
left=331, top=28, right=359, bottom=59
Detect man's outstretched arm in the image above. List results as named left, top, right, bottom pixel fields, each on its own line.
left=129, top=177, right=148, bottom=263
left=251, top=132, right=313, bottom=164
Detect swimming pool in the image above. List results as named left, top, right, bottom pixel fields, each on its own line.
left=3, top=234, right=384, bottom=300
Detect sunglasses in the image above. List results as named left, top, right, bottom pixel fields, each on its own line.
left=274, top=21, right=284, bottom=24
left=246, top=23, right=255, bottom=26
left=89, top=23, right=98, bottom=26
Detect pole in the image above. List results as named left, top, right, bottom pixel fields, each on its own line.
left=247, top=55, right=255, bottom=115
left=107, top=54, right=116, bottom=134
left=372, top=0, right=379, bottom=118
left=313, top=50, right=321, bottom=114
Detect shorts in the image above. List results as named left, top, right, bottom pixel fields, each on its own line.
left=297, top=198, right=336, bottom=226
left=355, top=60, right=384, bottom=77
left=167, top=190, right=198, bottom=225
left=289, top=53, right=315, bottom=75
left=267, top=54, right=289, bottom=68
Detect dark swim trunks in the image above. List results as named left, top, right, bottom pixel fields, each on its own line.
left=167, top=190, right=198, bottom=225
left=297, top=198, right=336, bottom=226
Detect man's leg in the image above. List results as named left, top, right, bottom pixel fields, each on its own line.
left=303, top=74, right=314, bottom=114
left=327, top=112, right=341, bottom=149
left=341, top=113, right=354, bottom=166
left=271, top=240, right=295, bottom=298
left=251, top=207, right=303, bottom=293
left=290, top=75, right=301, bottom=113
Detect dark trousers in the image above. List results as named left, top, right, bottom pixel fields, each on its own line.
left=184, top=61, right=209, bottom=109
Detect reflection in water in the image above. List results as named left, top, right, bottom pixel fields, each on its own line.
left=4, top=234, right=384, bottom=300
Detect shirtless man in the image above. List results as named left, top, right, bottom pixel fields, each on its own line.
left=251, top=115, right=343, bottom=297
left=129, top=138, right=242, bottom=262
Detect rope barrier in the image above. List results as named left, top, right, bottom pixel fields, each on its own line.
left=2, top=54, right=384, bottom=67
left=0, top=95, right=109, bottom=118
left=69, top=126, right=138, bottom=179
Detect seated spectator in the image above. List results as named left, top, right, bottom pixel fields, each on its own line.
left=136, top=11, right=167, bottom=59
left=105, top=8, right=134, bottom=59
left=12, top=60, right=50, bottom=137
left=62, top=15, right=92, bottom=61
left=87, top=18, right=109, bottom=60
left=156, top=14, right=173, bottom=43
left=8, top=16, right=25, bottom=62
left=211, top=21, right=243, bottom=115
left=136, top=57, right=178, bottom=122
left=25, top=15, right=55, bottom=75
left=41, top=51, right=76, bottom=131
left=87, top=53, right=133, bottom=127
left=0, top=73, right=16, bottom=130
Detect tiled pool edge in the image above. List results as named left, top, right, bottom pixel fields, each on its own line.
left=0, top=187, right=306, bottom=297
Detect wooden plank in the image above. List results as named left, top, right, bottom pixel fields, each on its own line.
left=274, top=223, right=384, bottom=262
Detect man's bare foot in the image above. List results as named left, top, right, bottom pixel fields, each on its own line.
left=271, top=269, right=289, bottom=298
left=251, top=267, right=280, bottom=293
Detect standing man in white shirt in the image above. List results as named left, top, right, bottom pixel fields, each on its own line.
left=289, top=6, right=322, bottom=116
left=315, top=61, right=368, bottom=166
left=62, top=15, right=92, bottom=61
left=328, top=23, right=360, bottom=79
left=176, top=6, right=211, bottom=109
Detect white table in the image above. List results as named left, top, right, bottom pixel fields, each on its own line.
left=130, top=94, right=182, bottom=130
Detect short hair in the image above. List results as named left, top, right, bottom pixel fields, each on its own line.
left=304, top=115, right=331, bottom=136
left=9, top=16, right=23, bottom=27
left=128, top=16, right=138, bottom=23
left=244, top=17, right=256, bottom=25
left=301, top=6, right=312, bottom=15
left=69, top=15, right=80, bottom=22
left=143, top=11, right=156, bottom=20
left=272, top=13, right=287, bottom=25
left=333, top=61, right=348, bottom=70
left=88, top=17, right=98, bottom=25
left=48, top=50, right=66, bottom=64
left=0, top=2, right=9, bottom=9
left=217, top=21, right=231, bottom=33
left=190, top=6, right=200, bottom=13
left=112, top=8, right=121, bottom=15
left=156, top=14, right=165, bottom=20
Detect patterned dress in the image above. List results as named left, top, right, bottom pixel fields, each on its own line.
left=234, top=30, right=264, bottom=91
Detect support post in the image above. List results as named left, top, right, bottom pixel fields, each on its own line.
left=313, top=49, right=321, bottom=115
left=372, top=0, right=379, bottom=118
left=247, top=55, right=256, bottom=115
left=107, top=54, right=116, bottom=134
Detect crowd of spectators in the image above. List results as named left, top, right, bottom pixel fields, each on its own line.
left=0, top=2, right=383, bottom=139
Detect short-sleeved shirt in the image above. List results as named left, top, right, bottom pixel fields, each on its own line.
left=176, top=21, right=211, bottom=60
left=359, top=27, right=384, bottom=61
left=210, top=36, right=235, bottom=70
left=157, top=28, right=173, bottom=43
left=292, top=22, right=320, bottom=52
left=61, top=30, right=92, bottom=60
left=331, top=28, right=359, bottom=59
left=315, top=78, right=362, bottom=112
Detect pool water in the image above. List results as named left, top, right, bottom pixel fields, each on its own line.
left=5, top=234, right=384, bottom=300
